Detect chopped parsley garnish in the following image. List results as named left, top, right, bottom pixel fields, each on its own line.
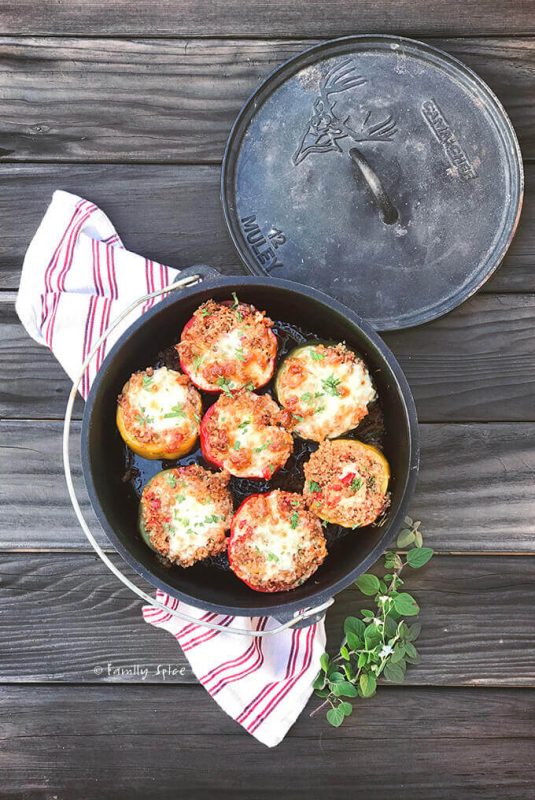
left=322, top=374, right=341, bottom=396
left=310, top=349, right=326, bottom=361
left=267, top=552, right=279, bottom=562
left=142, top=374, right=154, bottom=389
left=166, top=472, right=177, bottom=488
left=292, top=414, right=305, bottom=423
left=368, top=475, right=376, bottom=489
left=238, top=419, right=250, bottom=430
left=204, top=514, right=222, bottom=524
left=301, top=391, right=313, bottom=404
left=192, top=355, right=203, bottom=370
left=321, top=519, right=329, bottom=528
left=216, top=376, right=234, bottom=397
left=308, top=480, right=322, bottom=493
left=163, top=403, right=186, bottom=419
left=350, top=477, right=363, bottom=492
left=235, top=348, right=246, bottom=362
left=314, top=405, right=325, bottom=415
left=245, top=382, right=255, bottom=391
left=135, top=410, right=154, bottom=426
left=201, top=307, right=211, bottom=317
left=234, top=441, right=241, bottom=450
left=290, top=511, right=299, bottom=529
left=253, top=443, right=269, bottom=453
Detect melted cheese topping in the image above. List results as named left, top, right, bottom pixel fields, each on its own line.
left=126, top=367, right=197, bottom=435
left=202, top=391, right=293, bottom=478
left=139, top=466, right=232, bottom=567
left=166, top=491, right=225, bottom=563
left=277, top=344, right=376, bottom=441
left=230, top=491, right=327, bottom=591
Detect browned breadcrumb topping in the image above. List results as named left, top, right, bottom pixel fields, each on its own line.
left=202, top=389, right=293, bottom=478
left=177, top=299, right=277, bottom=390
left=303, top=440, right=390, bottom=528
left=118, top=367, right=201, bottom=449
left=139, top=465, right=232, bottom=568
left=229, top=490, right=327, bottom=592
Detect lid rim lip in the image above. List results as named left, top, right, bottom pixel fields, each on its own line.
left=220, top=33, right=524, bottom=333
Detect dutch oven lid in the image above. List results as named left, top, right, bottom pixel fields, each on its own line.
left=221, top=35, right=523, bottom=331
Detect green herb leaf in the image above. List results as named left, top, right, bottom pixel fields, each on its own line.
left=231, top=291, right=239, bottom=308
left=235, top=348, right=246, bottom=362
left=344, top=616, right=365, bottom=639
left=359, top=673, right=377, bottom=698
left=142, top=374, right=154, bottom=389
left=414, top=530, right=424, bottom=548
left=216, top=376, right=233, bottom=397
left=233, top=440, right=241, bottom=450
left=326, top=707, right=345, bottom=727
left=308, top=480, right=322, bottom=493
left=339, top=701, right=353, bottom=717
left=310, top=349, right=326, bottom=361
left=345, top=631, right=361, bottom=651
left=163, top=403, right=186, bottom=419
left=321, top=373, right=341, bottom=396
left=383, top=661, right=406, bottom=684
left=406, top=623, right=422, bottom=642
left=397, top=528, right=416, bottom=548
left=166, top=472, right=177, bottom=488
left=192, top=355, right=203, bottom=370
left=355, top=573, right=381, bottom=596
left=335, top=680, right=358, bottom=698
left=289, top=511, right=299, bottom=529
left=320, top=653, right=330, bottom=673
left=350, top=477, right=363, bottom=492
left=393, top=592, right=420, bottom=616
left=406, top=547, right=434, bottom=568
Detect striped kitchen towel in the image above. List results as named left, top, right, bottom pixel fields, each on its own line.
left=16, top=189, right=326, bottom=748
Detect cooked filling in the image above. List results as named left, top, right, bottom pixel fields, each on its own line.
left=117, top=366, right=201, bottom=458
left=139, top=465, right=233, bottom=567
left=201, top=390, right=293, bottom=479
left=177, top=296, right=277, bottom=393
left=229, top=490, right=327, bottom=592
left=303, top=439, right=390, bottom=529
left=275, top=343, right=376, bottom=441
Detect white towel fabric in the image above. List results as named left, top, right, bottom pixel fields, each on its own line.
left=16, top=190, right=326, bottom=747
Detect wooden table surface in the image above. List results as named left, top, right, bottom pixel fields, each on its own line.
left=1, top=3, right=535, bottom=798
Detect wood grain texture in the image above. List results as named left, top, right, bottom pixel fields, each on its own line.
left=0, top=36, right=533, bottom=162
left=1, top=162, right=533, bottom=292
left=0, top=552, right=533, bottom=685
left=0, top=1, right=533, bottom=38
left=5, top=292, right=535, bottom=422
left=3, top=419, right=535, bottom=554
left=1, top=685, right=534, bottom=799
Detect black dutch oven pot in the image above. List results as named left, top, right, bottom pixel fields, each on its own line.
left=81, top=267, right=419, bottom=625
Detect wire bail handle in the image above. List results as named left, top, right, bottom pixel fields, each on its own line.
left=63, top=268, right=334, bottom=638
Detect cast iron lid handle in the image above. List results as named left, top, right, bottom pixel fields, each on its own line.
left=349, top=147, right=399, bottom=225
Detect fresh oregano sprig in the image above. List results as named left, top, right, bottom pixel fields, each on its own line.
left=312, top=517, right=433, bottom=727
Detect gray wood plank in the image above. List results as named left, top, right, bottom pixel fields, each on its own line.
left=4, top=292, right=535, bottom=422
left=2, top=419, right=535, bottom=554
left=0, top=37, right=534, bottom=161
left=1, top=162, right=533, bottom=292
left=0, top=552, right=533, bottom=685
left=1, top=685, right=534, bottom=799
left=0, top=1, right=533, bottom=37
